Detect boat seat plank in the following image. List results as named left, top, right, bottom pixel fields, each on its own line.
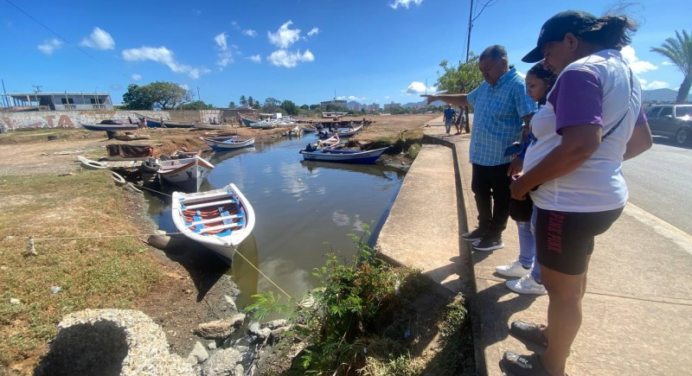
left=186, top=213, right=243, bottom=226
left=182, top=198, right=236, bottom=210
left=198, top=221, right=244, bottom=234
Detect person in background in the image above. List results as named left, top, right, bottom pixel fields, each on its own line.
left=496, top=62, right=557, bottom=296
left=500, top=11, right=653, bottom=376
left=424, top=45, right=536, bottom=252
left=443, top=104, right=456, bottom=134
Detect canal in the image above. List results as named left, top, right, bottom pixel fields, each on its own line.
left=147, top=136, right=406, bottom=307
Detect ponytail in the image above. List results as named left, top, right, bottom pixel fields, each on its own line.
left=578, top=15, right=638, bottom=50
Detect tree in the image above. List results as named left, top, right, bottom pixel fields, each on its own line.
left=281, top=100, right=299, bottom=115
left=121, top=81, right=190, bottom=110
left=300, top=104, right=309, bottom=110
left=122, top=84, right=154, bottom=110
left=262, top=97, right=281, bottom=113
left=248, top=96, right=255, bottom=108
left=309, top=104, right=321, bottom=111
left=182, top=100, right=214, bottom=110
left=228, top=101, right=237, bottom=109
left=651, top=30, right=692, bottom=103
left=239, top=95, right=248, bottom=107
left=436, top=53, right=483, bottom=95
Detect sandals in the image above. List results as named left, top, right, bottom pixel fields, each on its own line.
left=510, top=320, right=548, bottom=353
left=500, top=352, right=569, bottom=376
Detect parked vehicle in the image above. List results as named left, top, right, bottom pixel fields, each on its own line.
left=646, top=104, right=692, bottom=145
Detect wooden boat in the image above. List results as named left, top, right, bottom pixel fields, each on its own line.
left=238, top=114, right=260, bottom=127
left=141, top=116, right=195, bottom=128
left=81, top=120, right=139, bottom=132
left=171, top=183, right=255, bottom=262
left=248, top=120, right=277, bottom=129
left=299, top=147, right=388, bottom=164
left=158, top=155, right=214, bottom=191
left=203, top=137, right=255, bottom=150
left=194, top=123, right=232, bottom=130
left=315, top=135, right=341, bottom=148
left=301, top=126, right=317, bottom=133
left=282, top=126, right=303, bottom=137
left=336, top=125, right=363, bottom=137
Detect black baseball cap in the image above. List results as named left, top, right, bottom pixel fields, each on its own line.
left=522, top=10, right=599, bottom=63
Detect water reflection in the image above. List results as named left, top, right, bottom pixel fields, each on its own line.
left=148, top=137, right=405, bottom=305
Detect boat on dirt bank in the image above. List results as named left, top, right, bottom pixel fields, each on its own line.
left=299, top=146, right=388, bottom=164
left=171, top=183, right=255, bottom=262
left=157, top=155, right=214, bottom=191
left=139, top=116, right=195, bottom=128
left=80, top=120, right=139, bottom=132
left=202, top=137, right=255, bottom=150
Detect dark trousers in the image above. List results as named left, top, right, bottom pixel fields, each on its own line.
left=471, top=163, right=512, bottom=239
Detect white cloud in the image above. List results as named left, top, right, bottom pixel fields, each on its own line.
left=390, top=0, right=424, bottom=9
left=214, top=32, right=233, bottom=69
left=639, top=78, right=670, bottom=90
left=37, top=38, right=63, bottom=55
left=384, top=96, right=390, bottom=99
left=267, top=49, right=314, bottom=68
left=268, top=21, right=301, bottom=49
left=340, top=95, right=366, bottom=101
left=79, top=27, right=115, bottom=50
left=122, top=46, right=210, bottom=79
left=621, top=46, right=658, bottom=74
left=180, top=84, right=189, bottom=90
left=248, top=55, right=262, bottom=63
left=231, top=21, right=239, bottom=30
left=131, top=74, right=142, bottom=81
left=307, top=27, right=319, bottom=37
left=242, top=29, right=257, bottom=37
left=661, top=60, right=675, bottom=66
left=405, top=81, right=436, bottom=94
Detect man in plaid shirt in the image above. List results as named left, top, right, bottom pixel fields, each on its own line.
left=424, top=45, right=535, bottom=251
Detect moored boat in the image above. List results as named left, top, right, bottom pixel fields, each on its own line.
left=203, top=137, right=255, bottom=150
left=335, top=125, right=363, bottom=137
left=171, top=183, right=255, bottom=262
left=81, top=120, right=139, bottom=132
left=299, top=147, right=388, bottom=164
left=158, top=155, right=214, bottom=191
left=140, top=116, right=195, bottom=128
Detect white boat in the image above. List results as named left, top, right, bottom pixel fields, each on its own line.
left=316, top=135, right=341, bottom=148
left=299, top=147, right=389, bottom=164
left=336, top=125, right=363, bottom=137
left=203, top=137, right=255, bottom=150
left=158, top=155, right=215, bottom=191
left=171, top=183, right=255, bottom=261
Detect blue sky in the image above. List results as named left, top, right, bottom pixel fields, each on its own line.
left=0, top=0, right=689, bottom=107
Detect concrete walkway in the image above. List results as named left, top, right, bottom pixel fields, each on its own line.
left=376, top=116, right=692, bottom=376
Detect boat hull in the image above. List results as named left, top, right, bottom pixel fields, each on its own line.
left=158, top=156, right=214, bottom=191
left=299, top=147, right=388, bottom=164
left=81, top=123, right=139, bottom=132
left=204, top=138, right=255, bottom=150
left=171, top=183, right=256, bottom=262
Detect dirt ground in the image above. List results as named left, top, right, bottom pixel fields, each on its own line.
left=0, top=113, right=443, bottom=374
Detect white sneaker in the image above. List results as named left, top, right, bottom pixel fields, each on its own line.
left=506, top=274, right=547, bottom=295
left=496, top=260, right=530, bottom=278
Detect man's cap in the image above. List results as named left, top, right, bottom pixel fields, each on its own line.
left=522, top=10, right=599, bottom=63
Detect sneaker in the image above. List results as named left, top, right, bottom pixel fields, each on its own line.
left=509, top=320, right=548, bottom=353
left=506, top=274, right=547, bottom=295
left=499, top=352, right=564, bottom=376
left=473, top=237, right=504, bottom=252
left=496, top=260, right=531, bottom=278
left=461, top=228, right=485, bottom=242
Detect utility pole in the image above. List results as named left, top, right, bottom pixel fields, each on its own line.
left=197, top=86, right=201, bottom=102
left=465, top=0, right=474, bottom=63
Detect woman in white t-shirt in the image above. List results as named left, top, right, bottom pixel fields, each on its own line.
left=500, top=11, right=653, bottom=376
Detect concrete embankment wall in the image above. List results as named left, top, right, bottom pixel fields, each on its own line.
left=0, top=110, right=169, bottom=131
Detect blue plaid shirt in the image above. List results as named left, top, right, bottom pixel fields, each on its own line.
left=467, top=68, right=536, bottom=166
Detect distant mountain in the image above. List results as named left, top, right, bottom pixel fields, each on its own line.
left=402, top=99, right=445, bottom=108
left=642, top=88, right=691, bottom=103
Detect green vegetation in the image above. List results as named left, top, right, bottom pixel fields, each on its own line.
left=651, top=30, right=692, bottom=103
left=246, top=224, right=474, bottom=375
left=121, top=81, right=193, bottom=110
left=0, top=171, right=162, bottom=369
left=435, top=53, right=483, bottom=96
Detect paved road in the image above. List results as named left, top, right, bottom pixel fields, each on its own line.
left=623, top=136, right=692, bottom=235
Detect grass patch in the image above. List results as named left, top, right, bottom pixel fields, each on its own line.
left=0, top=128, right=96, bottom=145
left=0, top=170, right=162, bottom=370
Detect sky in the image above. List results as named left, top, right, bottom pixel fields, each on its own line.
left=0, top=0, right=689, bottom=107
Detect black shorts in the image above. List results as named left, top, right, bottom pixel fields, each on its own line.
left=535, top=207, right=624, bottom=275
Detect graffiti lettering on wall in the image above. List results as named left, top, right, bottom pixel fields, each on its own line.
left=1, top=115, right=76, bottom=130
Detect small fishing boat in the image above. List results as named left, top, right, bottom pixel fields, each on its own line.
left=171, top=183, right=255, bottom=261
left=158, top=155, right=214, bottom=191
left=299, top=147, right=388, bottom=164
left=301, top=126, right=317, bottom=133
left=282, top=126, right=303, bottom=137
left=315, top=135, right=341, bottom=148
left=194, top=123, right=232, bottom=130
left=203, top=137, right=255, bottom=150
left=248, top=120, right=277, bottom=129
left=141, top=116, right=195, bottom=128
left=80, top=120, right=139, bottom=132
left=335, top=125, right=363, bottom=137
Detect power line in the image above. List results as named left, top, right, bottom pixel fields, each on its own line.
left=3, top=0, right=131, bottom=80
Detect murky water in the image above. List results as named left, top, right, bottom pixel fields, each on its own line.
left=146, top=136, right=406, bottom=306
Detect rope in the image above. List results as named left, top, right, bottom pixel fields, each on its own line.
left=32, top=232, right=182, bottom=241
left=233, top=248, right=296, bottom=303
left=137, top=185, right=173, bottom=197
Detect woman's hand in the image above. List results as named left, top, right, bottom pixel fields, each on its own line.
left=510, top=176, right=531, bottom=200
left=507, top=158, right=524, bottom=177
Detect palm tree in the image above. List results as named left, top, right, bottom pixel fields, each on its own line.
left=651, top=30, right=692, bottom=103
